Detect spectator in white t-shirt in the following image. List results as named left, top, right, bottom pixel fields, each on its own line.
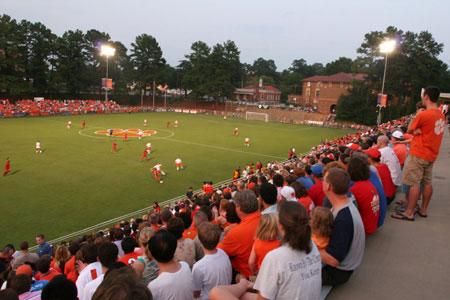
left=377, top=135, right=402, bottom=186
left=147, top=230, right=194, bottom=300
left=76, top=244, right=103, bottom=297
left=192, top=222, right=232, bottom=300
left=210, top=201, right=322, bottom=300
left=80, top=242, right=119, bottom=300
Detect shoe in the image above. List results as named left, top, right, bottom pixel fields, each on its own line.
left=391, top=212, right=415, bottom=221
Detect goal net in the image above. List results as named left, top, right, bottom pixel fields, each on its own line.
left=245, top=111, right=269, bottom=122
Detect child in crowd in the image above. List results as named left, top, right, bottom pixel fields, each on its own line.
left=310, top=207, right=333, bottom=250
left=192, top=222, right=232, bottom=300
left=248, top=213, right=281, bottom=275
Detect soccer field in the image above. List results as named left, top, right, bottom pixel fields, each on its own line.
left=0, top=112, right=352, bottom=246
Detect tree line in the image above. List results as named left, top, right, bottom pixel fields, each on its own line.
left=1, top=15, right=450, bottom=123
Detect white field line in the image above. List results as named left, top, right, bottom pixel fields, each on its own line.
left=160, top=136, right=285, bottom=160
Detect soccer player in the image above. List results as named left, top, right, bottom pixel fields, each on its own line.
left=146, top=143, right=152, bottom=154
left=152, top=163, right=164, bottom=183
left=144, top=119, right=148, bottom=127
left=67, top=120, right=72, bottom=129
left=35, top=141, right=42, bottom=154
left=175, top=158, right=184, bottom=171
left=123, top=130, right=128, bottom=142
left=138, top=129, right=144, bottom=140
left=108, top=128, right=113, bottom=137
left=244, top=137, right=250, bottom=147
left=233, top=127, right=239, bottom=136
left=141, top=149, right=149, bottom=161
left=166, top=121, right=171, bottom=128
left=174, top=120, right=179, bottom=128
left=112, top=142, right=118, bottom=153
left=80, top=120, right=86, bottom=129
left=3, top=157, right=11, bottom=176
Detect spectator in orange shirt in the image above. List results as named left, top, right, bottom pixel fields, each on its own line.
left=391, top=130, right=408, bottom=167
left=64, top=242, right=80, bottom=283
left=35, top=255, right=61, bottom=281
left=393, top=86, right=446, bottom=221
left=218, top=189, right=260, bottom=279
left=248, top=213, right=280, bottom=275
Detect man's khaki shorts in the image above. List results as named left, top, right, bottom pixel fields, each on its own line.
left=402, top=155, right=434, bottom=186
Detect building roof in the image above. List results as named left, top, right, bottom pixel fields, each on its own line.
left=235, top=84, right=281, bottom=94
left=302, top=72, right=366, bottom=83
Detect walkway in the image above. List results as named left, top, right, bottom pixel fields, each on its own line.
left=328, top=130, right=450, bottom=299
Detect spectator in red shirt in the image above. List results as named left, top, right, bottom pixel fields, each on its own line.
left=308, top=164, right=326, bottom=207
left=119, top=237, right=139, bottom=266
left=365, top=148, right=396, bottom=205
left=348, top=156, right=380, bottom=235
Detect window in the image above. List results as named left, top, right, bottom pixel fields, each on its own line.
left=318, top=81, right=322, bottom=87
left=307, top=82, right=311, bottom=87
left=306, top=88, right=311, bottom=97
left=315, top=89, right=320, bottom=98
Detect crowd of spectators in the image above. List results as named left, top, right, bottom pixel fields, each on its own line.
left=0, top=86, right=447, bottom=299
left=0, top=99, right=121, bottom=117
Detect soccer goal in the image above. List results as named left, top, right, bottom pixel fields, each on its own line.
left=245, top=111, right=269, bottom=122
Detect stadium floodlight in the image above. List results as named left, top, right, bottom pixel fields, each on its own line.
left=377, top=39, right=396, bottom=126
left=100, top=45, right=116, bottom=102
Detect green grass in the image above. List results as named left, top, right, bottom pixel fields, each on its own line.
left=0, top=112, right=351, bottom=246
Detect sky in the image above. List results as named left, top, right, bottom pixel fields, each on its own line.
left=3, top=0, right=450, bottom=70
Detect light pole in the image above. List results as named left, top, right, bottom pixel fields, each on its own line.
left=377, top=39, right=396, bottom=125
left=100, top=44, right=115, bottom=102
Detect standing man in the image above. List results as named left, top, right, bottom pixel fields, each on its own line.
left=36, top=234, right=52, bottom=257
left=3, top=157, right=11, bottom=176
left=392, top=86, right=446, bottom=220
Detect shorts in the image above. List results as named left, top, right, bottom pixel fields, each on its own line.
left=402, top=155, right=434, bottom=186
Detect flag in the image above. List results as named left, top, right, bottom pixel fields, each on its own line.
left=377, top=93, right=387, bottom=107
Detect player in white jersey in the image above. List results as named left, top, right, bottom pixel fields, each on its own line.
left=175, top=158, right=184, bottom=171
left=146, top=143, right=152, bottom=154
left=35, top=141, right=42, bottom=154
left=67, top=120, right=72, bottom=129
left=144, top=119, right=148, bottom=127
left=174, top=120, right=179, bottom=128
left=244, top=137, right=250, bottom=147
left=233, top=127, right=239, bottom=136
left=138, top=129, right=144, bottom=140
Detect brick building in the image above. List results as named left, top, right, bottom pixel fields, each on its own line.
left=233, top=84, right=281, bottom=102
left=288, top=72, right=366, bottom=113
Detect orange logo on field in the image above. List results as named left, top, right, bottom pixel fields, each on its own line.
left=94, top=128, right=157, bottom=137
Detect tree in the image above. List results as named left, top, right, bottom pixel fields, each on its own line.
left=252, top=57, right=278, bottom=82
left=179, top=41, right=211, bottom=98
left=336, top=81, right=377, bottom=125
left=324, top=57, right=354, bottom=75
left=54, top=30, right=90, bottom=97
left=130, top=34, right=166, bottom=93
left=354, top=26, right=450, bottom=120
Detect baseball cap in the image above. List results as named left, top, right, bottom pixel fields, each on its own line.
left=364, top=148, right=381, bottom=159
left=311, top=164, right=323, bottom=176
left=391, top=130, right=404, bottom=139
left=280, top=186, right=297, bottom=201
left=16, top=264, right=33, bottom=276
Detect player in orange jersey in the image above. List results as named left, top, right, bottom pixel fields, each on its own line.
left=112, top=142, right=118, bottom=153
left=3, top=157, right=11, bottom=176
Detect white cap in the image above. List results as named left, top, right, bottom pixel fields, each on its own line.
left=392, top=130, right=403, bottom=139
left=280, top=186, right=297, bottom=202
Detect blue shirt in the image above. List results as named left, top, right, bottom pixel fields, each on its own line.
left=37, top=242, right=52, bottom=257
left=296, top=176, right=314, bottom=190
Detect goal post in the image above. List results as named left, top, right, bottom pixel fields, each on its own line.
left=245, top=111, right=269, bottom=122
